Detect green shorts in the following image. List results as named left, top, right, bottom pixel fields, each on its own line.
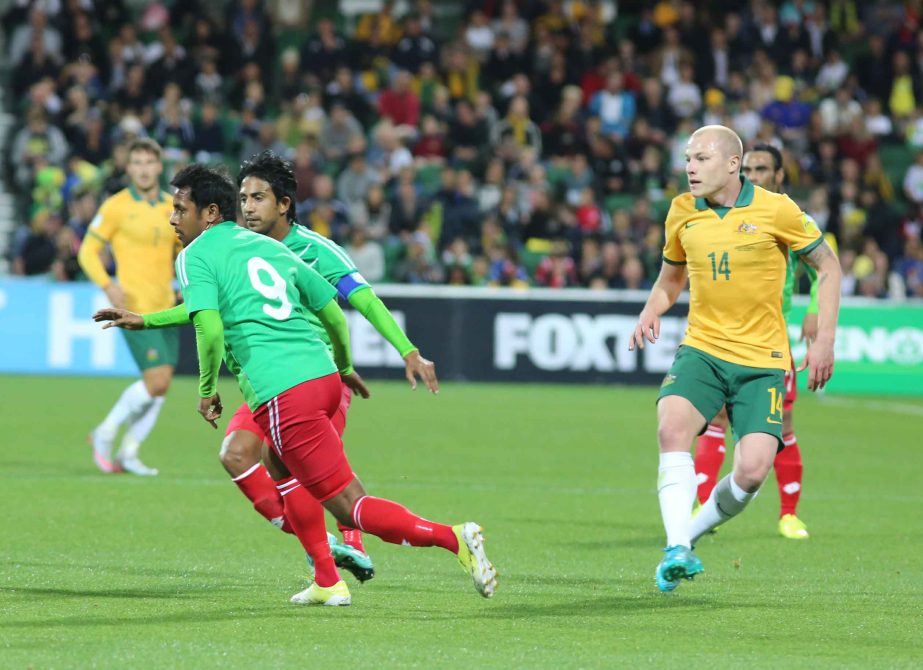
left=122, top=328, right=179, bottom=370
left=658, top=345, right=785, bottom=448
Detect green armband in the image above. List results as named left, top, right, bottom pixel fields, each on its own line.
left=191, top=310, right=224, bottom=398
left=143, top=304, right=192, bottom=329
left=317, top=300, right=353, bottom=374
left=348, top=287, right=417, bottom=358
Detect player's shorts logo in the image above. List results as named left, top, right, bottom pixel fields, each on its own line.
left=661, top=374, right=676, bottom=388
left=147, top=348, right=159, bottom=362
left=737, top=222, right=758, bottom=234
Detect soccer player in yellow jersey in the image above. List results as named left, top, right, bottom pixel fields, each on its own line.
left=78, top=139, right=179, bottom=476
left=628, top=125, right=842, bottom=592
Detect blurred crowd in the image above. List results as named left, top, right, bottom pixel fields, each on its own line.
left=4, top=0, right=923, bottom=298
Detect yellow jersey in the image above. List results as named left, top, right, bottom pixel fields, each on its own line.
left=662, top=177, right=823, bottom=370
left=79, top=186, right=178, bottom=313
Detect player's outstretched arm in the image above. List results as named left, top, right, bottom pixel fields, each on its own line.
left=628, top=262, right=687, bottom=351
left=797, top=240, right=841, bottom=391
left=191, top=309, right=225, bottom=428
left=317, top=300, right=370, bottom=399
left=347, top=287, right=438, bottom=394
left=93, top=304, right=192, bottom=330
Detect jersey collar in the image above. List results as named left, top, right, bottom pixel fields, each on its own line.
left=128, top=183, right=170, bottom=206
left=694, top=175, right=755, bottom=211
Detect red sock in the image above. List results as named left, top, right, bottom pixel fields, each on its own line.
left=774, top=434, right=803, bottom=517
left=694, top=424, right=727, bottom=504
left=350, top=496, right=459, bottom=553
left=233, top=464, right=287, bottom=529
left=337, top=521, right=366, bottom=553
left=279, top=478, right=341, bottom=587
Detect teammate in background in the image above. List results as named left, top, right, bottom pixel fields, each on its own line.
left=78, top=138, right=178, bottom=476
left=96, top=164, right=497, bottom=606
left=628, top=125, right=841, bottom=592
left=693, top=144, right=818, bottom=540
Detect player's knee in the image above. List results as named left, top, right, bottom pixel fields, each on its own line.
left=782, top=412, right=794, bottom=436
left=219, top=434, right=259, bottom=477
left=144, top=374, right=172, bottom=397
left=734, top=458, right=772, bottom=492
left=657, top=421, right=695, bottom=451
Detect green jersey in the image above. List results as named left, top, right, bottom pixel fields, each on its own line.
left=176, top=221, right=338, bottom=409
left=280, top=224, right=370, bottom=349
left=781, top=212, right=820, bottom=323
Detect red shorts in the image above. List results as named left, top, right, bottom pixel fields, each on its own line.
left=253, top=374, right=354, bottom=502
left=783, top=360, right=798, bottom=412
left=226, top=381, right=353, bottom=443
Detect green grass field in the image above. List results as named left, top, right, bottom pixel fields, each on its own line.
left=1, top=375, right=921, bottom=669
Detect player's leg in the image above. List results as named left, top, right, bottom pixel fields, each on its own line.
left=261, top=441, right=375, bottom=583
left=220, top=404, right=289, bottom=531
left=258, top=442, right=344, bottom=601
left=331, top=381, right=366, bottom=553
left=693, top=406, right=729, bottom=505
left=88, top=331, right=162, bottom=473
left=114, top=364, right=173, bottom=476
left=654, top=348, right=726, bottom=591
left=775, top=366, right=808, bottom=539
left=257, top=374, right=496, bottom=598
left=691, top=367, right=785, bottom=543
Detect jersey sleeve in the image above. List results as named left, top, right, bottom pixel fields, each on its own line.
left=774, top=196, right=824, bottom=255
left=292, top=260, right=338, bottom=313
left=86, top=198, right=119, bottom=243
left=311, top=236, right=369, bottom=299
left=661, top=200, right=687, bottom=265
left=176, top=249, right=219, bottom=314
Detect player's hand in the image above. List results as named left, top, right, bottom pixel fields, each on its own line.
left=198, top=394, right=223, bottom=429
left=104, top=283, right=127, bottom=309
left=404, top=350, right=439, bottom=394
left=629, top=310, right=660, bottom=351
left=798, top=338, right=834, bottom=391
left=341, top=370, right=371, bottom=399
left=800, top=313, right=819, bottom=343
left=93, top=307, right=145, bottom=330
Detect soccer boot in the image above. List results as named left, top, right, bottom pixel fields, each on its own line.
left=331, top=540, right=375, bottom=583
left=453, top=522, right=497, bottom=598
left=778, top=514, right=809, bottom=540
left=87, top=430, right=119, bottom=473
left=655, top=545, right=704, bottom=592
left=304, top=533, right=374, bottom=582
left=116, top=455, right=159, bottom=476
left=290, top=580, right=351, bottom=606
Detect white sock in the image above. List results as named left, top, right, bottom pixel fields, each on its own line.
left=657, top=451, right=697, bottom=549
left=118, top=396, right=164, bottom=460
left=690, top=473, right=759, bottom=543
left=97, top=380, right=154, bottom=440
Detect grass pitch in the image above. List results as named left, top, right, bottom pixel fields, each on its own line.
left=1, top=375, right=921, bottom=669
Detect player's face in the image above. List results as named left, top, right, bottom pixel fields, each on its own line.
left=240, top=176, right=289, bottom=236
left=126, top=149, right=163, bottom=193
left=742, top=151, right=783, bottom=192
left=170, top=188, right=206, bottom=247
left=684, top=132, right=739, bottom=200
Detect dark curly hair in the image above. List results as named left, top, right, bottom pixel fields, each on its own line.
left=238, top=151, right=298, bottom=222
left=170, top=163, right=237, bottom=223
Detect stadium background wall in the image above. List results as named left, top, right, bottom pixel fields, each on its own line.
left=1, top=279, right=921, bottom=396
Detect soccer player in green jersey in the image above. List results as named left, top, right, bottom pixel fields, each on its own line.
left=96, top=164, right=496, bottom=605
left=221, top=151, right=438, bottom=586
left=692, top=144, right=818, bottom=540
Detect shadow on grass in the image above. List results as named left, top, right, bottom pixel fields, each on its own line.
left=0, top=585, right=214, bottom=600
